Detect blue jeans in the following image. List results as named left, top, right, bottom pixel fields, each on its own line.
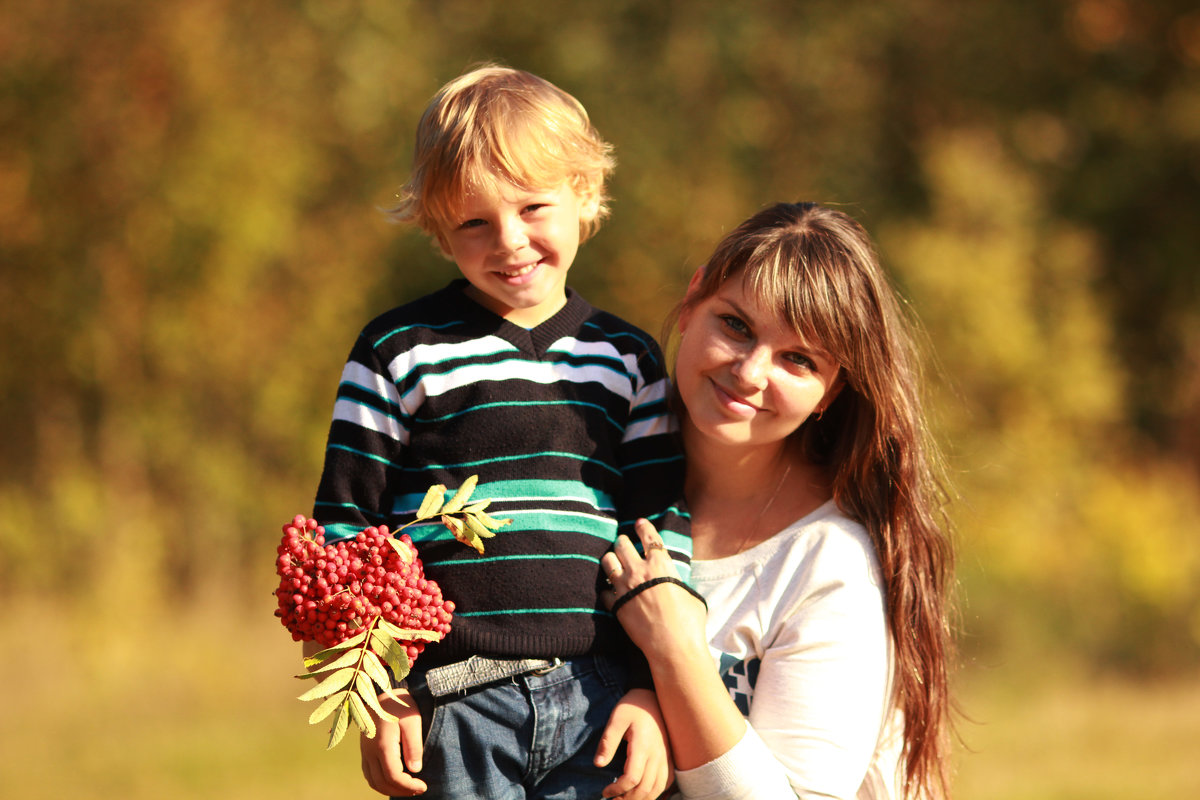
left=405, top=654, right=630, bottom=799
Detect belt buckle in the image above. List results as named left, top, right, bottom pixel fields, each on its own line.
left=531, top=657, right=564, bottom=675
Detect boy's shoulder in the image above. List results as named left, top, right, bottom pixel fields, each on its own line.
left=573, top=299, right=661, bottom=354
left=356, top=280, right=471, bottom=343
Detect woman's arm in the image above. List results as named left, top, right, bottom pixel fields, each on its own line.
left=604, top=518, right=893, bottom=799
left=602, top=524, right=747, bottom=771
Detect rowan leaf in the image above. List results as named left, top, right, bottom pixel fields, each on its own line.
left=440, top=474, right=478, bottom=514
left=416, top=484, right=447, bottom=519
left=348, top=690, right=375, bottom=739
left=297, top=647, right=360, bottom=678
left=367, top=628, right=392, bottom=657
left=308, top=691, right=348, bottom=726
left=464, top=513, right=497, bottom=543
left=326, top=701, right=350, bottom=749
left=360, top=650, right=394, bottom=693
left=387, top=536, right=416, bottom=564
left=298, top=667, right=356, bottom=702
left=443, top=514, right=484, bottom=553
left=462, top=499, right=491, bottom=513
left=439, top=513, right=479, bottom=551
left=378, top=619, right=443, bottom=642
left=374, top=635, right=411, bottom=679
left=355, top=672, right=395, bottom=729
left=356, top=670, right=398, bottom=720
left=303, top=630, right=369, bottom=668
left=473, top=509, right=513, bottom=530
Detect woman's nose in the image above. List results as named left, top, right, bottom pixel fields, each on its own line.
left=730, top=345, right=770, bottom=387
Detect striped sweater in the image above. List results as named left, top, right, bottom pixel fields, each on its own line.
left=312, top=279, right=691, bottom=669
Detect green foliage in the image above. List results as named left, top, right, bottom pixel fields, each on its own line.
left=400, top=476, right=512, bottom=553
left=1, top=0, right=1198, bottom=674
left=297, top=618, right=437, bottom=749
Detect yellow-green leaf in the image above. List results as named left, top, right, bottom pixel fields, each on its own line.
left=368, top=628, right=392, bottom=657
left=297, top=647, right=360, bottom=678
left=440, top=474, right=478, bottom=514
left=303, top=630, right=369, bottom=668
left=464, top=513, right=497, bottom=543
left=416, top=483, right=447, bottom=519
left=360, top=650, right=392, bottom=692
left=378, top=619, right=443, bottom=642
left=326, top=702, right=350, bottom=749
left=374, top=634, right=411, bottom=679
left=462, top=499, right=491, bottom=513
left=442, top=513, right=483, bottom=552
left=298, top=667, right=355, bottom=702
left=348, top=690, right=375, bottom=739
left=473, top=509, right=513, bottom=530
left=356, top=672, right=396, bottom=727
left=308, top=691, right=348, bottom=726
left=388, top=536, right=416, bottom=564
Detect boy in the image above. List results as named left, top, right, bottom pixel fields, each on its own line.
left=308, top=65, right=691, bottom=799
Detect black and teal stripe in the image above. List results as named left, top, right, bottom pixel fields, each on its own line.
left=312, top=280, right=691, bottom=669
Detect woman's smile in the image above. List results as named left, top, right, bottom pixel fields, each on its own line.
left=709, top=378, right=763, bottom=418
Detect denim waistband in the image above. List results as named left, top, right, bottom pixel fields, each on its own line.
left=415, top=656, right=566, bottom=698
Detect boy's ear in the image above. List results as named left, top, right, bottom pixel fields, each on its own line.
left=433, top=228, right=452, bottom=256
left=579, top=187, right=601, bottom=221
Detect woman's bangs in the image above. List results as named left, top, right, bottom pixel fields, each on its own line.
left=740, top=244, right=841, bottom=360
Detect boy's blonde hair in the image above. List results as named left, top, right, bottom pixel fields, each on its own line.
left=390, top=64, right=615, bottom=244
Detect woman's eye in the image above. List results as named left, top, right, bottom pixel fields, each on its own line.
left=785, top=352, right=816, bottom=370
left=719, top=314, right=750, bottom=336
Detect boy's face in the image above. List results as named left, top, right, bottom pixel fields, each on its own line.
left=438, top=182, right=597, bottom=328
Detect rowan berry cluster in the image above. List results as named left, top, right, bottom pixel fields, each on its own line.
left=274, top=515, right=453, bottom=665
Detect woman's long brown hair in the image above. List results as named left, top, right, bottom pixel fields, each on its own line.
left=669, top=202, right=957, bottom=798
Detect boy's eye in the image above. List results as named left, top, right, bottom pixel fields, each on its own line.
left=457, top=218, right=487, bottom=230
left=522, top=203, right=548, bottom=214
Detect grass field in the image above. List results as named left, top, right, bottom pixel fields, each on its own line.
left=3, top=593, right=1197, bottom=799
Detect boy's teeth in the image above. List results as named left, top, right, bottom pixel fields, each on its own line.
left=502, top=264, right=535, bottom=277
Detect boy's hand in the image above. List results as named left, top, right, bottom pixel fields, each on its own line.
left=595, top=688, right=673, bottom=800
left=360, top=688, right=427, bottom=796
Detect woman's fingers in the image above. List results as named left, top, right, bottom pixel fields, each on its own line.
left=634, top=518, right=668, bottom=561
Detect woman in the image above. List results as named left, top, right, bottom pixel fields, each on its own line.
left=598, top=202, right=956, bottom=799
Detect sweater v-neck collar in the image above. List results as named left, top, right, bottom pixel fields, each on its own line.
left=447, top=279, right=591, bottom=357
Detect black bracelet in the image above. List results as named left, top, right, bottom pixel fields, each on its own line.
left=611, top=576, right=707, bottom=617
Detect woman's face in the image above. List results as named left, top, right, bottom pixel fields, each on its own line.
left=675, top=274, right=842, bottom=450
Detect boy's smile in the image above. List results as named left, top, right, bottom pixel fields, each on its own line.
left=440, top=183, right=597, bottom=328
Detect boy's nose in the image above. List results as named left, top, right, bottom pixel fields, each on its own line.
left=496, top=220, right=530, bottom=253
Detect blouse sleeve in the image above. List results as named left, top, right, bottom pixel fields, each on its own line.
left=675, top=524, right=894, bottom=800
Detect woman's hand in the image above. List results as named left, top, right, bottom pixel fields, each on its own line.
left=601, top=519, right=708, bottom=660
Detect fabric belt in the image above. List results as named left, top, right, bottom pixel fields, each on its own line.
left=420, top=656, right=565, bottom=698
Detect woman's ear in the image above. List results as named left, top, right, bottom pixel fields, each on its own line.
left=817, top=371, right=846, bottom=414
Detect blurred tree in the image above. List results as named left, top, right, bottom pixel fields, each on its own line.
left=0, top=0, right=1196, bottom=671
